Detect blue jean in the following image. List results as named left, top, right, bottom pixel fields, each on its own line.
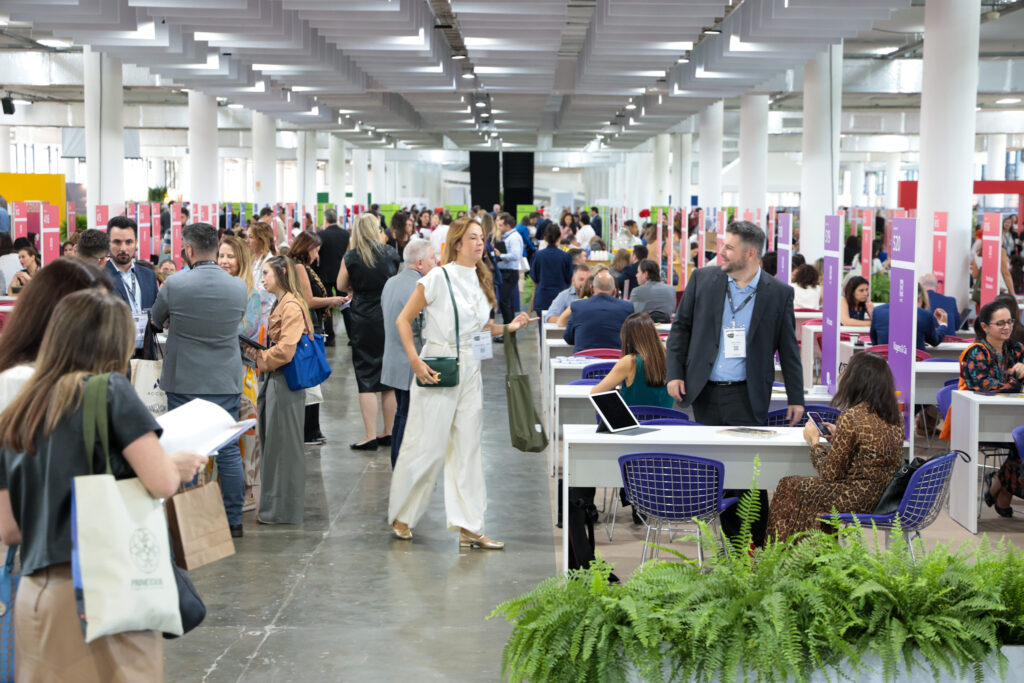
left=167, top=392, right=244, bottom=526
left=391, top=388, right=410, bottom=470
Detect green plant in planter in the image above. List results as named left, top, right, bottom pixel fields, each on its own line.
left=493, top=461, right=1016, bottom=683
left=871, top=271, right=890, bottom=303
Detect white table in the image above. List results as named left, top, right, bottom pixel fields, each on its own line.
left=949, top=391, right=1024, bottom=534
left=794, top=310, right=822, bottom=337
left=560, top=424, right=816, bottom=571
left=913, top=362, right=960, bottom=405
left=801, top=324, right=870, bottom=388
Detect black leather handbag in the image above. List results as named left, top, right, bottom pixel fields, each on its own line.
left=417, top=268, right=460, bottom=388
left=871, top=450, right=969, bottom=515
left=163, top=548, right=206, bottom=640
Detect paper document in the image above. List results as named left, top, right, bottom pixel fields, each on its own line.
left=157, top=399, right=255, bottom=456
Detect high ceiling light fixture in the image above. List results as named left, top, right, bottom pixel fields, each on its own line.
left=474, top=101, right=487, bottom=108
left=452, top=54, right=467, bottom=60
left=702, top=28, right=722, bottom=35
left=625, top=102, right=637, bottom=110
left=37, top=38, right=71, bottom=48
left=996, top=97, right=1021, bottom=104
left=461, top=70, right=475, bottom=80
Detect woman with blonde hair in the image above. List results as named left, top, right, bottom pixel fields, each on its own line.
left=247, top=221, right=277, bottom=328
left=337, top=214, right=401, bottom=450
left=244, top=255, right=314, bottom=524
left=388, top=218, right=536, bottom=549
left=218, top=234, right=265, bottom=511
left=0, top=289, right=206, bottom=679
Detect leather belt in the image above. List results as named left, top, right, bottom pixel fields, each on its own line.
left=708, top=380, right=746, bottom=387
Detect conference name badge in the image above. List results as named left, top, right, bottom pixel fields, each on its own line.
left=471, top=332, right=493, bottom=360
left=724, top=324, right=746, bottom=358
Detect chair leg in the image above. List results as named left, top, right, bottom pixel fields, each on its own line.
left=604, top=493, right=619, bottom=542
left=695, top=526, right=705, bottom=568
left=640, top=522, right=653, bottom=567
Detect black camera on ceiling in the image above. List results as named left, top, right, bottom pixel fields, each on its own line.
left=1, top=97, right=14, bottom=115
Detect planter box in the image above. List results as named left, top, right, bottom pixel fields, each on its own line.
left=626, top=645, right=1024, bottom=682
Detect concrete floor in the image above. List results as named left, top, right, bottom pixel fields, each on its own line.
left=165, top=329, right=554, bottom=682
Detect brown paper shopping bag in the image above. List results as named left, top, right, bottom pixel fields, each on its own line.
left=165, top=482, right=235, bottom=570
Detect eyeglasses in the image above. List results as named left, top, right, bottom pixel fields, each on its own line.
left=984, top=320, right=1014, bottom=328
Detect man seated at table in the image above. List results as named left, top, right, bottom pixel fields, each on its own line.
left=563, top=271, right=634, bottom=353
left=869, top=285, right=949, bottom=349
left=615, top=244, right=647, bottom=299
left=629, top=259, right=676, bottom=323
left=920, top=273, right=961, bottom=334
left=546, top=265, right=591, bottom=323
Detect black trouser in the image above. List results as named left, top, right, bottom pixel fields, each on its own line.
left=497, top=269, right=519, bottom=324
left=391, top=388, right=410, bottom=469
left=691, top=381, right=770, bottom=547
left=304, top=403, right=322, bottom=441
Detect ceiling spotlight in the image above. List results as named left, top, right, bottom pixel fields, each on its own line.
left=676, top=56, right=690, bottom=64
left=625, top=102, right=637, bottom=111
left=552, top=166, right=560, bottom=172
left=475, top=101, right=487, bottom=108
left=452, top=54, right=467, bottom=60
left=461, top=70, right=475, bottom=80
left=37, top=38, right=71, bottom=49
left=702, top=28, right=722, bottom=35
left=227, top=103, right=243, bottom=109
left=996, top=97, right=1021, bottom=104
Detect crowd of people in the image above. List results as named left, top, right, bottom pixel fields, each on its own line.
left=0, top=195, right=1023, bottom=677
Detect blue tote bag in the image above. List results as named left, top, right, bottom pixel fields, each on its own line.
left=280, top=301, right=331, bottom=391
left=0, top=545, right=19, bottom=683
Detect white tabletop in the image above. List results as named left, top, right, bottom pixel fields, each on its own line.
left=562, top=423, right=806, bottom=449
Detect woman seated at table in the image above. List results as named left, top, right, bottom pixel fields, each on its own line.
left=791, top=264, right=821, bottom=310
left=840, top=276, right=873, bottom=327
left=766, top=352, right=904, bottom=542
left=869, top=285, right=949, bottom=350
left=589, top=312, right=673, bottom=409
left=945, top=300, right=1024, bottom=517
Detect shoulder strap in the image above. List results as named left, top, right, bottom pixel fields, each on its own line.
left=440, top=267, right=459, bottom=361
left=82, top=372, right=112, bottom=475
left=283, top=298, right=313, bottom=340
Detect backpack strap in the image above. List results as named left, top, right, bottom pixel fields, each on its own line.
left=82, top=372, right=112, bottom=475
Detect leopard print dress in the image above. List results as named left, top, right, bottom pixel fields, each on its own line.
left=766, top=403, right=904, bottom=542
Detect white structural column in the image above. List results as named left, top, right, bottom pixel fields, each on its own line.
left=84, top=46, right=125, bottom=217
left=652, top=133, right=671, bottom=205
left=0, top=125, right=11, bottom=173
left=252, top=111, right=277, bottom=208
left=738, top=93, right=769, bottom=218
left=698, top=100, right=724, bottom=210
left=352, top=149, right=370, bottom=208
left=296, top=131, right=317, bottom=212
left=849, top=161, right=865, bottom=207
left=799, top=44, right=842, bottom=261
left=987, top=134, right=1007, bottom=181
left=187, top=90, right=219, bottom=209
left=672, top=133, right=692, bottom=210
left=329, top=134, right=347, bottom=207
left=917, top=0, right=980, bottom=309
left=370, top=150, right=386, bottom=204
left=884, top=153, right=901, bottom=209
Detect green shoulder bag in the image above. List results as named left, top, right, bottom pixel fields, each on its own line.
left=417, top=267, right=460, bottom=388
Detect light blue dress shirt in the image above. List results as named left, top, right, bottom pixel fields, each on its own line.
left=709, top=268, right=762, bottom=382
left=0, top=207, right=9, bottom=234
left=547, top=286, right=577, bottom=318
left=498, top=229, right=524, bottom=271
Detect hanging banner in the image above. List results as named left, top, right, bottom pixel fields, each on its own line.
left=697, top=208, right=706, bottom=268
left=94, top=204, right=109, bottom=231
left=41, top=204, right=60, bottom=265
left=932, top=211, right=947, bottom=294
left=766, top=207, right=775, bottom=253
left=12, top=202, right=27, bottom=240
left=981, top=212, right=1002, bottom=307
left=742, top=209, right=752, bottom=223
left=67, top=201, right=77, bottom=236
left=889, top=217, right=917, bottom=438
left=861, top=209, right=873, bottom=281
left=656, top=208, right=664, bottom=279
left=171, top=203, right=183, bottom=270
left=137, top=203, right=151, bottom=263
left=776, top=213, right=792, bottom=285
left=716, top=209, right=726, bottom=266
left=822, top=215, right=842, bottom=393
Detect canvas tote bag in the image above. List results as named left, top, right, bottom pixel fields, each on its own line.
left=71, top=373, right=182, bottom=642
left=504, top=331, right=548, bottom=452
left=129, top=324, right=167, bottom=415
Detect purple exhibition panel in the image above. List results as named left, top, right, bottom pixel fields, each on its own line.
left=777, top=213, right=792, bottom=285
left=889, top=217, right=917, bottom=438
left=821, top=215, right=841, bottom=392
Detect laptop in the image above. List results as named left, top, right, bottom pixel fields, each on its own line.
left=588, top=391, right=656, bottom=435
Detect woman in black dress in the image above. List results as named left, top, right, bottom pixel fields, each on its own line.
left=337, top=214, right=401, bottom=450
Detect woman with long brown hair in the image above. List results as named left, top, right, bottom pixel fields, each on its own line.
left=0, top=289, right=205, bottom=680
left=590, top=312, right=673, bottom=408
left=244, top=255, right=314, bottom=525
left=385, top=210, right=412, bottom=262
left=388, top=218, right=536, bottom=549
left=766, top=351, right=904, bottom=541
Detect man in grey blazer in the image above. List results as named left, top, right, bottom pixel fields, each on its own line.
left=666, top=221, right=804, bottom=546
left=380, top=238, right=435, bottom=469
left=629, top=259, right=677, bottom=323
left=151, top=222, right=248, bottom=537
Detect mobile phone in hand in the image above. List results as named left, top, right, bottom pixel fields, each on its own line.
left=807, top=411, right=829, bottom=436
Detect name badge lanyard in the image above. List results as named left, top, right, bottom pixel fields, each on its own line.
left=726, top=288, right=756, bottom=328
left=125, top=270, right=141, bottom=315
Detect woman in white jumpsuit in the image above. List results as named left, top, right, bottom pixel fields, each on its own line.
left=388, top=219, right=534, bottom=549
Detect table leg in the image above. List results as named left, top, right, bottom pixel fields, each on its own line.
left=948, top=393, right=979, bottom=534
left=562, top=439, right=570, bottom=573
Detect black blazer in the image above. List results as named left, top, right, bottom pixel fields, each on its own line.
left=315, top=224, right=350, bottom=291
left=666, top=266, right=803, bottom=423
left=106, top=260, right=160, bottom=356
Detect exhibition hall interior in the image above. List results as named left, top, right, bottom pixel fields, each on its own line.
left=1, top=0, right=1024, bottom=681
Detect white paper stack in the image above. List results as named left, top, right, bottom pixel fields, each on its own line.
left=157, top=399, right=255, bottom=456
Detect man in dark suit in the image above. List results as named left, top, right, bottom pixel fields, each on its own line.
left=589, top=207, right=603, bottom=239
left=105, top=215, right=159, bottom=358
left=666, top=220, right=804, bottom=545
left=615, top=244, right=647, bottom=299
left=315, top=207, right=350, bottom=347
left=920, top=273, right=961, bottom=333
left=563, top=271, right=634, bottom=352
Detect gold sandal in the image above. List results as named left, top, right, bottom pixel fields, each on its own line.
left=458, top=529, right=504, bottom=550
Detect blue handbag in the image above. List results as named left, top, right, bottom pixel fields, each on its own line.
left=0, top=545, right=18, bottom=683
left=280, top=301, right=332, bottom=391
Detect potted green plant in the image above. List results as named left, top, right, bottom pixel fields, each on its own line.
left=493, top=469, right=1024, bottom=682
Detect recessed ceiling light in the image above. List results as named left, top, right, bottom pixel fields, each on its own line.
left=12, top=99, right=31, bottom=106
left=474, top=101, right=487, bottom=108
left=228, top=103, right=243, bottom=109
left=37, top=38, right=71, bottom=49
left=625, top=102, right=637, bottom=110
left=996, top=97, right=1021, bottom=104
left=552, top=166, right=560, bottom=172
left=702, top=28, right=722, bottom=35
left=452, top=54, right=467, bottom=60
left=676, top=57, right=689, bottom=64
left=461, top=71, right=475, bottom=80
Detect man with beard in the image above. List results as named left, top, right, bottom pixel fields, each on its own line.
left=106, top=215, right=159, bottom=358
